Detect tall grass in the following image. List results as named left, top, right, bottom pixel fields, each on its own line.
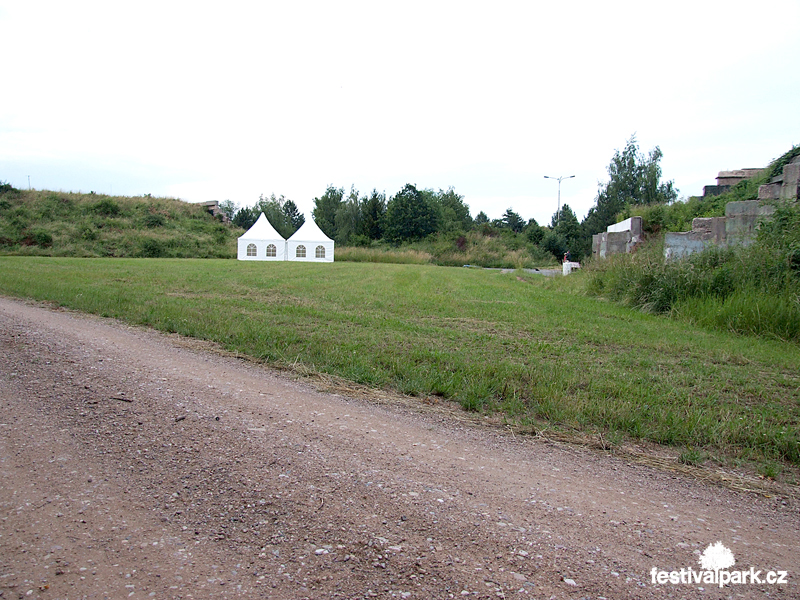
left=0, top=189, right=239, bottom=258
left=338, top=230, right=557, bottom=269
left=584, top=202, right=800, bottom=342
left=334, top=246, right=432, bottom=264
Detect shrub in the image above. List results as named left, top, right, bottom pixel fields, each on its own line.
left=92, top=198, right=120, bottom=216
left=140, top=238, right=165, bottom=258
left=143, top=213, right=166, bottom=228
left=541, top=230, right=567, bottom=260
left=0, top=181, right=18, bottom=196
left=22, top=229, right=53, bottom=247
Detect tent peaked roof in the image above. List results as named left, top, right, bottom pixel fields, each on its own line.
left=239, top=213, right=285, bottom=240
left=288, top=217, right=333, bottom=243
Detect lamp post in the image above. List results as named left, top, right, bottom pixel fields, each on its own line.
left=544, top=174, right=575, bottom=223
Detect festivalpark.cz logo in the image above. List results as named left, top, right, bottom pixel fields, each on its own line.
left=650, top=542, right=788, bottom=588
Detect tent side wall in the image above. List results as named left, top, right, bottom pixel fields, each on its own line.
left=287, top=240, right=334, bottom=262
left=237, top=239, right=287, bottom=261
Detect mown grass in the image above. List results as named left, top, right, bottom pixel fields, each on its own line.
left=1, top=257, right=798, bottom=472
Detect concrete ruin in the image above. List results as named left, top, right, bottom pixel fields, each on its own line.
left=196, top=200, right=230, bottom=223
left=663, top=200, right=776, bottom=260
left=591, top=154, right=798, bottom=262
left=758, top=154, right=800, bottom=201
left=703, top=168, right=765, bottom=197
left=591, top=216, right=643, bottom=260
left=665, top=156, right=798, bottom=260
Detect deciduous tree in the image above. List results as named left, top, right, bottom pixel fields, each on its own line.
left=434, top=188, right=472, bottom=232
left=334, top=186, right=362, bottom=245
left=312, top=185, right=344, bottom=239
left=583, top=135, right=677, bottom=239
left=384, top=184, right=439, bottom=243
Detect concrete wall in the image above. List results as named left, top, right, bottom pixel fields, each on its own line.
left=716, top=169, right=764, bottom=187
left=592, top=216, right=643, bottom=259
left=758, top=156, right=800, bottom=201
left=783, top=162, right=800, bottom=200
left=607, top=217, right=642, bottom=235
left=664, top=232, right=714, bottom=260
left=664, top=200, right=776, bottom=259
left=703, top=185, right=731, bottom=197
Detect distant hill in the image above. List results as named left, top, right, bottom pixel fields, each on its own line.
left=0, top=187, right=242, bottom=258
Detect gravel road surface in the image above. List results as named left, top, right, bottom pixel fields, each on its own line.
left=0, top=297, right=796, bottom=599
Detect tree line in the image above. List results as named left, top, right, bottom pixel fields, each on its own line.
left=220, top=135, right=676, bottom=261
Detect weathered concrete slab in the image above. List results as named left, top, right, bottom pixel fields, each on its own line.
left=781, top=162, right=800, bottom=200
left=592, top=216, right=644, bottom=259
left=606, top=216, right=642, bottom=236
left=664, top=232, right=714, bottom=260
left=758, top=156, right=800, bottom=201
left=665, top=200, right=778, bottom=259
left=691, top=217, right=726, bottom=243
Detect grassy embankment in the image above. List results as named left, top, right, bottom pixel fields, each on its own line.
left=0, top=257, right=797, bottom=477
left=0, top=189, right=238, bottom=258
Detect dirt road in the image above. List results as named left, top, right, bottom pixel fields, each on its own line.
left=0, top=297, right=796, bottom=599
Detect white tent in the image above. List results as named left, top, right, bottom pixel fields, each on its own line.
left=287, top=217, right=334, bottom=262
left=237, top=213, right=286, bottom=261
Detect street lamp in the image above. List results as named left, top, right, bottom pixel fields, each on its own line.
left=544, top=175, right=575, bottom=223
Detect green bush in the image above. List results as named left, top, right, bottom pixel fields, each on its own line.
left=0, top=181, right=19, bottom=196
left=143, top=213, right=166, bottom=228
left=81, top=226, right=98, bottom=241
left=139, top=238, right=165, bottom=258
left=91, top=198, right=120, bottom=216
left=23, top=229, right=54, bottom=247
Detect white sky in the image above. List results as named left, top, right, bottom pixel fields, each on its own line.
left=1, top=0, right=798, bottom=226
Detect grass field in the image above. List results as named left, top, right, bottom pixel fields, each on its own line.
left=1, top=257, right=798, bottom=474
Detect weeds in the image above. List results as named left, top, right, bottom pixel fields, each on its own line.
left=679, top=447, right=706, bottom=466
left=759, top=462, right=782, bottom=480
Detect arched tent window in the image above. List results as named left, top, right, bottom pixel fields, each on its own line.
left=296, top=245, right=306, bottom=258
left=315, top=245, right=325, bottom=259
left=246, top=243, right=257, bottom=257
left=266, top=244, right=277, bottom=257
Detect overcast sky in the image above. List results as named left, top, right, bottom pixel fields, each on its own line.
left=2, top=0, right=798, bottom=226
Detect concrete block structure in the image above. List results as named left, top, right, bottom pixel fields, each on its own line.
left=196, top=200, right=230, bottom=223
left=758, top=155, right=800, bottom=201
left=664, top=200, right=776, bottom=260
left=592, top=216, right=643, bottom=260
left=703, top=168, right=765, bottom=197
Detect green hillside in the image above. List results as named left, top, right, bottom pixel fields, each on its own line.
left=0, top=186, right=240, bottom=258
